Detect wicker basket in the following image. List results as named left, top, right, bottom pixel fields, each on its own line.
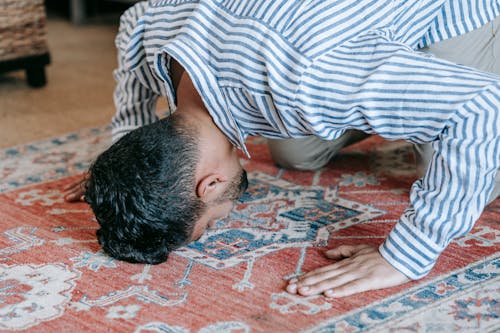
left=0, top=0, right=50, bottom=86
left=0, top=0, right=49, bottom=62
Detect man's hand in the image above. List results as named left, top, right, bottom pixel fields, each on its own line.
left=63, top=174, right=88, bottom=202
left=286, top=245, right=410, bottom=298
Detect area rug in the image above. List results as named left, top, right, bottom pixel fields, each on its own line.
left=0, top=127, right=498, bottom=332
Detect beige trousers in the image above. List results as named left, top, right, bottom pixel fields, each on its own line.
left=268, top=17, right=500, bottom=205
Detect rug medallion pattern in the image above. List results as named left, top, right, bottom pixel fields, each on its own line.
left=0, top=128, right=498, bottom=332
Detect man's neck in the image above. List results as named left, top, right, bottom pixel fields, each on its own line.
left=171, top=58, right=185, bottom=93
left=170, top=58, right=237, bottom=180
left=172, top=59, right=207, bottom=112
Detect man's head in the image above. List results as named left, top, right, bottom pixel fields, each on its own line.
left=85, top=113, right=247, bottom=264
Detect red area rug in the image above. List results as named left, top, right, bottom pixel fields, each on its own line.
left=0, top=127, right=498, bottom=332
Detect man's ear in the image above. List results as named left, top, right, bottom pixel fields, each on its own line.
left=196, top=174, right=227, bottom=201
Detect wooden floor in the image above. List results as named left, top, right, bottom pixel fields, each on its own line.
left=2, top=11, right=498, bottom=150
left=0, top=16, right=119, bottom=148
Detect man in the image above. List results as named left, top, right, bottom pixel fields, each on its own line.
left=67, top=0, right=500, bottom=298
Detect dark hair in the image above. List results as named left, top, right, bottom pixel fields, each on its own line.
left=85, top=116, right=205, bottom=264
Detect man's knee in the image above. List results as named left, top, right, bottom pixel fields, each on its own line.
left=414, top=143, right=500, bottom=205
left=268, top=137, right=334, bottom=170
left=425, top=16, right=500, bottom=74
left=267, top=131, right=369, bottom=171
left=488, top=170, right=500, bottom=205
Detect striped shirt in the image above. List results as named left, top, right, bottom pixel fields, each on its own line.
left=113, top=0, right=500, bottom=279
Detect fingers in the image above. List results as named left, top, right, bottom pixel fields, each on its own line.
left=323, top=279, right=366, bottom=298
left=64, top=189, right=85, bottom=202
left=286, top=246, right=370, bottom=294
left=63, top=182, right=82, bottom=192
left=288, top=273, right=369, bottom=298
left=324, top=244, right=372, bottom=259
left=286, top=282, right=298, bottom=294
left=286, top=245, right=410, bottom=298
left=289, top=261, right=367, bottom=297
left=63, top=177, right=87, bottom=202
left=293, top=256, right=355, bottom=278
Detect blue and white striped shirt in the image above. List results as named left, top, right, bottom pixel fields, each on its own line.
left=113, top=0, right=500, bottom=279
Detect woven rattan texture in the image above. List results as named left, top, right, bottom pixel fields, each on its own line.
left=0, top=0, right=49, bottom=62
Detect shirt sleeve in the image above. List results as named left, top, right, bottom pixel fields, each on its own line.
left=111, top=2, right=160, bottom=143
left=112, top=60, right=160, bottom=143
left=294, top=32, right=500, bottom=280
left=379, top=83, right=500, bottom=279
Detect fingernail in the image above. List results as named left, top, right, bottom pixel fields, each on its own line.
left=289, top=278, right=298, bottom=284
left=287, top=283, right=297, bottom=292
left=299, top=286, right=310, bottom=292
left=324, top=290, right=335, bottom=298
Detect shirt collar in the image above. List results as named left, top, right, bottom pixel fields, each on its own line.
left=157, top=38, right=250, bottom=157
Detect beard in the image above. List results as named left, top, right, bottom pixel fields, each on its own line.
left=215, top=169, right=248, bottom=204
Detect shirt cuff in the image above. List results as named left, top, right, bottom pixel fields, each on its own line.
left=379, top=215, right=445, bottom=280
